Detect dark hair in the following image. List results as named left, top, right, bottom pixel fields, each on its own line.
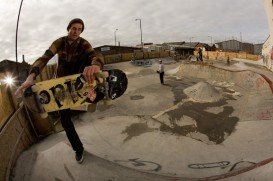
left=67, top=18, right=84, bottom=32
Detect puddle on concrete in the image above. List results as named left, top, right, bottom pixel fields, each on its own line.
left=130, top=95, right=144, bottom=100
left=161, top=80, right=240, bottom=144
left=166, top=76, right=204, bottom=104
left=122, top=123, right=155, bottom=142
left=123, top=77, right=240, bottom=145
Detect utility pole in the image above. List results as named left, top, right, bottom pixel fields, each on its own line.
left=135, top=18, right=143, bottom=53
left=240, top=32, right=243, bottom=51
left=208, top=36, right=213, bottom=45
left=15, top=0, right=24, bottom=76
left=114, top=29, right=118, bottom=46
left=189, top=37, right=194, bottom=47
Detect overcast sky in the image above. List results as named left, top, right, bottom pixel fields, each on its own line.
left=0, top=0, right=269, bottom=63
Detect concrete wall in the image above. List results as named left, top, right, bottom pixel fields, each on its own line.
left=0, top=69, right=55, bottom=180
left=104, top=51, right=170, bottom=64
left=263, top=0, right=273, bottom=49
left=194, top=51, right=259, bottom=61
left=0, top=104, right=36, bottom=181
left=262, top=0, right=273, bottom=70
left=0, top=84, right=14, bottom=128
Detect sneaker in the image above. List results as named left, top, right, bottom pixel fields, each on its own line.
left=75, top=150, right=84, bottom=164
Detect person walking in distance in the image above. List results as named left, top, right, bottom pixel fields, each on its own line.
left=15, top=18, right=104, bottom=164
left=198, top=47, right=203, bottom=62
left=157, top=60, right=165, bottom=84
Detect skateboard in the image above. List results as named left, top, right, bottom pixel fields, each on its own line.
left=22, top=69, right=128, bottom=118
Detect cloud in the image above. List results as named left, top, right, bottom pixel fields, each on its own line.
left=0, top=0, right=269, bottom=62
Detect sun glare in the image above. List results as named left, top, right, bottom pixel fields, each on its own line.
left=3, top=76, right=14, bottom=86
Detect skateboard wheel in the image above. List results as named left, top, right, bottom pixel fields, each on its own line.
left=40, top=112, right=48, bottom=119
left=103, top=99, right=112, bottom=106
left=31, top=85, right=39, bottom=92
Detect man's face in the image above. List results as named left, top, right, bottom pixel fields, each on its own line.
left=68, top=23, right=83, bottom=40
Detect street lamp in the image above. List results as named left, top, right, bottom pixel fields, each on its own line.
left=15, top=0, right=24, bottom=76
left=208, top=36, right=213, bottom=45
left=189, top=37, right=194, bottom=47
left=135, top=18, right=143, bottom=52
left=114, top=29, right=118, bottom=46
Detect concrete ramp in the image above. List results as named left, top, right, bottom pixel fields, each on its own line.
left=11, top=61, right=273, bottom=180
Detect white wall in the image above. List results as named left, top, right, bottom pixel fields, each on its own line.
left=262, top=0, right=273, bottom=70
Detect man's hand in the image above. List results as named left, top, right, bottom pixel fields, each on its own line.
left=83, top=65, right=101, bottom=83
left=14, top=74, right=35, bottom=96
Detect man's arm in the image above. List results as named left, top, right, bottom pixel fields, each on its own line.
left=29, top=38, right=62, bottom=79
left=82, top=39, right=105, bottom=83
left=15, top=38, right=61, bottom=96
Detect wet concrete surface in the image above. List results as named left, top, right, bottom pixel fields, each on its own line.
left=161, top=100, right=239, bottom=144
left=130, top=95, right=145, bottom=100
left=122, top=122, right=156, bottom=142
left=152, top=76, right=239, bottom=144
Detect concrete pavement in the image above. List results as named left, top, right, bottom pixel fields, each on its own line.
left=11, top=58, right=273, bottom=180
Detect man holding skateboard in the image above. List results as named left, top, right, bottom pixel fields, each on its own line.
left=15, top=18, right=104, bottom=164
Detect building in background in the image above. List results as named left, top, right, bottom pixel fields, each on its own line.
left=141, top=43, right=165, bottom=52
left=254, top=44, right=263, bottom=55
left=162, top=42, right=212, bottom=58
left=0, top=59, right=30, bottom=75
left=162, top=42, right=185, bottom=51
left=242, top=42, right=254, bottom=54
left=216, top=39, right=257, bottom=54
left=216, top=39, right=241, bottom=52
left=94, top=45, right=141, bottom=55
left=0, top=59, right=31, bottom=84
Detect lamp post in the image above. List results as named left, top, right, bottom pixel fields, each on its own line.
left=15, top=0, right=24, bottom=76
left=135, top=18, right=143, bottom=52
left=189, top=37, right=194, bottom=47
left=208, top=36, right=213, bottom=45
left=114, top=29, right=118, bottom=46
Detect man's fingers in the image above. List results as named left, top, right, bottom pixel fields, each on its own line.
left=14, top=87, right=22, bottom=96
left=15, top=84, right=26, bottom=97
left=89, top=68, right=95, bottom=83
left=87, top=68, right=93, bottom=83
left=83, top=65, right=101, bottom=83
left=83, top=66, right=93, bottom=83
left=14, top=80, right=34, bottom=97
left=88, top=88, right=96, bottom=101
left=83, top=67, right=89, bottom=83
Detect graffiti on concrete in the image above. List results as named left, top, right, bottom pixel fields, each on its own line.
left=243, top=107, right=273, bottom=120
left=114, top=158, right=162, bottom=172
left=131, top=60, right=152, bottom=67
left=256, top=77, right=266, bottom=89
left=188, top=161, right=230, bottom=169
left=188, top=160, right=256, bottom=173
left=229, top=161, right=256, bottom=172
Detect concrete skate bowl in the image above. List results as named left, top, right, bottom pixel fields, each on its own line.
left=11, top=62, right=270, bottom=180
left=73, top=63, right=273, bottom=180
left=153, top=63, right=273, bottom=179
left=11, top=63, right=273, bottom=180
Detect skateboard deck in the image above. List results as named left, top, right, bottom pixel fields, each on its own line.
left=22, top=69, right=127, bottom=118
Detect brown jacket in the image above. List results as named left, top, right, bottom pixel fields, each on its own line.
left=30, top=36, right=104, bottom=78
